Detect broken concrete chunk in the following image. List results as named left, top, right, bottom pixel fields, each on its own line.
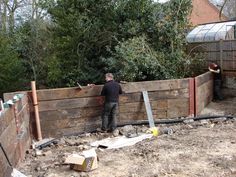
left=200, top=120, right=209, bottom=125
left=230, top=167, right=236, bottom=174
left=162, top=127, right=173, bottom=135
left=119, top=125, right=135, bottom=135
left=65, top=139, right=77, bottom=146
left=183, top=119, right=194, bottom=124
left=43, top=150, right=52, bottom=156
left=35, top=149, right=43, bottom=156
left=112, top=129, right=120, bottom=137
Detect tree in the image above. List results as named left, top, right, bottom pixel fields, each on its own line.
left=0, top=34, right=25, bottom=95
left=46, top=0, right=192, bottom=85
left=102, top=36, right=168, bottom=81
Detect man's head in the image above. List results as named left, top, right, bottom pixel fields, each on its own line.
left=105, top=73, right=114, bottom=82
left=209, top=62, right=217, bottom=69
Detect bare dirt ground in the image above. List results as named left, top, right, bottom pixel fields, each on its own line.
left=18, top=96, right=236, bottom=177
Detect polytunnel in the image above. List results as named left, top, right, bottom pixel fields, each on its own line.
left=187, top=21, right=236, bottom=43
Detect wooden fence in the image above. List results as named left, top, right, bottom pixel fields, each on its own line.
left=4, top=72, right=213, bottom=138
left=188, top=40, right=236, bottom=71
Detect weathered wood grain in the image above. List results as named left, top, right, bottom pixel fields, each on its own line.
left=119, top=100, right=167, bottom=113
left=36, top=86, right=103, bottom=101
left=195, top=72, right=213, bottom=86
left=195, top=80, right=213, bottom=115
left=0, top=109, right=15, bottom=136
left=0, top=152, right=12, bottom=177
left=119, top=111, right=167, bottom=121
left=119, top=89, right=189, bottom=103
left=167, top=98, right=189, bottom=118
left=0, top=119, right=18, bottom=166
left=39, top=96, right=104, bottom=112
left=39, top=106, right=103, bottom=121
left=122, top=79, right=189, bottom=93
left=188, top=40, right=236, bottom=71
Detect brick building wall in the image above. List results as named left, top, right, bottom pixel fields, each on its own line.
left=190, top=0, right=228, bottom=26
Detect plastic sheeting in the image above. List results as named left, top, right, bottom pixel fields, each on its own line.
left=91, top=134, right=153, bottom=149
left=187, top=21, right=236, bottom=43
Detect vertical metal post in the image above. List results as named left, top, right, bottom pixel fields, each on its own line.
left=142, top=91, right=155, bottom=128
left=220, top=39, right=223, bottom=74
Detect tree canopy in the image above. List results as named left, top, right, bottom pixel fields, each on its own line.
left=0, top=0, right=201, bottom=96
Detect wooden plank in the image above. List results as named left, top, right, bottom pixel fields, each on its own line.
left=167, top=98, right=189, bottom=118
left=0, top=119, right=18, bottom=167
left=223, top=61, right=236, bottom=70
left=119, top=111, right=167, bottom=121
left=40, top=100, right=168, bottom=122
left=222, top=51, right=236, bottom=61
left=2, top=78, right=189, bottom=102
left=17, top=125, right=31, bottom=161
left=39, top=107, right=103, bottom=121
left=119, top=100, right=167, bottom=113
left=119, top=89, right=189, bottom=103
left=195, top=72, right=212, bottom=86
left=195, top=80, right=213, bottom=115
left=17, top=105, right=30, bottom=129
left=122, top=79, right=189, bottom=93
left=223, top=71, right=236, bottom=77
left=231, top=40, right=236, bottom=50
left=39, top=96, right=104, bottom=112
left=36, top=86, right=103, bottom=101
left=0, top=151, right=12, bottom=177
left=39, top=88, right=189, bottom=112
left=0, top=109, right=15, bottom=136
left=40, top=116, right=101, bottom=132
left=41, top=120, right=102, bottom=138
left=222, top=40, right=233, bottom=51
left=29, top=78, right=190, bottom=101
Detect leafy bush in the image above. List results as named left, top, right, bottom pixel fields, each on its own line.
left=102, top=36, right=168, bottom=81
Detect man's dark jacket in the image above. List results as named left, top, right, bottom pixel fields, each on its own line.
left=101, top=80, right=122, bottom=102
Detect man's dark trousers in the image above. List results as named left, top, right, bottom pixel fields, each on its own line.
left=102, top=102, right=118, bottom=131
left=214, top=80, right=223, bottom=100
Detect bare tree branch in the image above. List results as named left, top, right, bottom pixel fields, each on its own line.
left=219, top=0, right=228, bottom=20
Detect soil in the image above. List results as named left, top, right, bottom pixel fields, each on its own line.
left=17, top=96, right=236, bottom=177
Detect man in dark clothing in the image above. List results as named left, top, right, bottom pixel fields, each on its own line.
left=209, top=63, right=223, bottom=100
left=101, top=73, right=122, bottom=132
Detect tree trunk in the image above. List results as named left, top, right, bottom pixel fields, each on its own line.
left=219, top=0, right=228, bottom=20
left=2, top=0, right=7, bottom=33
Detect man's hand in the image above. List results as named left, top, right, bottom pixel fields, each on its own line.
left=87, top=84, right=95, bottom=88
left=209, top=67, right=220, bottom=73
left=208, top=67, right=214, bottom=72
